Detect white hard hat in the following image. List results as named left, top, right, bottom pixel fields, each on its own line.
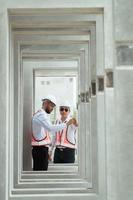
left=59, top=100, right=71, bottom=108
left=42, top=95, right=57, bottom=106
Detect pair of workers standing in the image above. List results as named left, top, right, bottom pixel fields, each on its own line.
left=31, top=95, right=78, bottom=171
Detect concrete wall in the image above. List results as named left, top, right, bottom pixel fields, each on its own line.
left=114, top=0, right=133, bottom=200
left=0, top=0, right=133, bottom=199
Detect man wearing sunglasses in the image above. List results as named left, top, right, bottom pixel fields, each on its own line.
left=31, top=95, right=75, bottom=171
left=50, top=101, right=78, bottom=163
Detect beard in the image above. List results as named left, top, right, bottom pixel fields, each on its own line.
left=45, top=108, right=51, bottom=114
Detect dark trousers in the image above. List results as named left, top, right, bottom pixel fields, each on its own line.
left=32, top=146, right=48, bottom=171
left=54, top=147, right=75, bottom=163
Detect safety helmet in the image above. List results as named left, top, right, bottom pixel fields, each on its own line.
left=59, top=100, right=71, bottom=108
left=42, top=95, right=57, bottom=106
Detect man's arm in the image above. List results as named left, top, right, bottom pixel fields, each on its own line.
left=33, top=112, right=76, bottom=132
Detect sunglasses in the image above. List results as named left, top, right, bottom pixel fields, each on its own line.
left=60, top=107, right=69, bottom=112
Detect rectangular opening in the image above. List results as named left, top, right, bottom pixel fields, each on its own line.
left=106, top=70, right=113, bottom=88
left=97, top=76, right=104, bottom=92
left=91, top=80, right=96, bottom=96
left=8, top=8, right=105, bottom=197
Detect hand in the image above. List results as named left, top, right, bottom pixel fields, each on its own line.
left=72, top=118, right=78, bottom=127
left=48, top=152, right=52, bottom=161
left=67, top=119, right=74, bottom=126
left=67, top=118, right=78, bottom=126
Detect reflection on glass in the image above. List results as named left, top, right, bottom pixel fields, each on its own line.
left=34, top=76, right=78, bottom=167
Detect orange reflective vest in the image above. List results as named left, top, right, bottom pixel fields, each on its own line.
left=31, top=109, right=51, bottom=146
left=31, top=130, right=51, bottom=146
left=55, top=119, right=76, bottom=149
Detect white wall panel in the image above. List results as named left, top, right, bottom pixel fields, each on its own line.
left=0, top=1, right=115, bottom=200
left=115, top=68, right=133, bottom=200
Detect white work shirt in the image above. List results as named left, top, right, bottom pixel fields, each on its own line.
left=32, top=109, right=67, bottom=141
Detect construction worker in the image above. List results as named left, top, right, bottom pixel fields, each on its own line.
left=31, top=95, right=75, bottom=171
left=50, top=101, right=78, bottom=163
